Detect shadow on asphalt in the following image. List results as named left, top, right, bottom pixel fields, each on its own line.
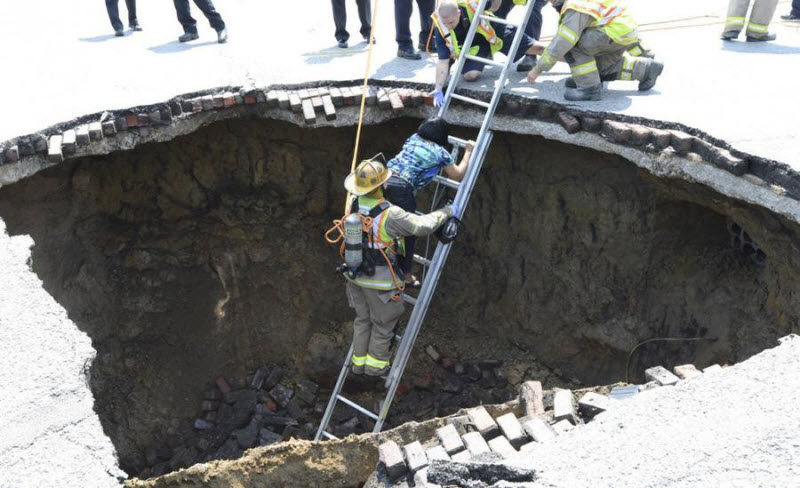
left=79, top=33, right=126, bottom=43
left=720, top=40, right=800, bottom=54
left=373, top=56, right=435, bottom=79
left=302, top=43, right=371, bottom=64
left=148, top=40, right=220, bottom=53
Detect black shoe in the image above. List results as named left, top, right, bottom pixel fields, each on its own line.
left=720, top=31, right=738, bottom=40
left=337, top=39, right=348, bottom=48
left=114, top=29, right=124, bottom=37
left=746, top=32, right=777, bottom=42
left=179, top=32, right=199, bottom=43
left=397, top=48, right=422, bottom=60
left=564, top=85, right=602, bottom=101
left=781, top=13, right=800, bottom=21
left=638, top=60, right=664, bottom=91
left=516, top=55, right=536, bottom=72
left=217, top=28, right=228, bottom=44
left=130, top=22, right=142, bottom=31
left=565, top=74, right=615, bottom=88
left=363, top=36, right=375, bottom=44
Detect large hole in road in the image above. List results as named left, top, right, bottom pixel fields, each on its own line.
left=0, top=116, right=798, bottom=479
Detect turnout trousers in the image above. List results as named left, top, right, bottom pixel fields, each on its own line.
left=346, top=281, right=404, bottom=376
left=722, top=0, right=778, bottom=39
left=566, top=29, right=652, bottom=89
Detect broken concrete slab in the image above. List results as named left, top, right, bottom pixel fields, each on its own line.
left=645, top=366, right=680, bottom=386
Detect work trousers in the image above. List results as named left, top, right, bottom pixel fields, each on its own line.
left=383, top=176, right=416, bottom=277
left=565, top=29, right=651, bottom=89
left=793, top=0, right=800, bottom=17
left=346, top=281, right=404, bottom=376
left=332, top=0, right=372, bottom=43
left=106, top=0, right=137, bottom=31
left=394, top=0, right=435, bottom=50
left=722, top=0, right=778, bottom=39
left=173, top=0, right=225, bottom=34
left=493, top=0, right=546, bottom=40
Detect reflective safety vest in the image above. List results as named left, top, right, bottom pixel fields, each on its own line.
left=431, top=0, right=503, bottom=59
left=561, top=0, right=638, bottom=46
left=345, top=196, right=405, bottom=291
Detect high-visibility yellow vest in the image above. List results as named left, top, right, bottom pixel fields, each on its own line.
left=431, top=0, right=503, bottom=59
left=345, top=197, right=404, bottom=291
left=561, top=0, right=638, bottom=46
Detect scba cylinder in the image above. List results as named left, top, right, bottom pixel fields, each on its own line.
left=344, top=213, right=363, bottom=273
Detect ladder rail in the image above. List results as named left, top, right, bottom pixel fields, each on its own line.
left=314, top=341, right=355, bottom=440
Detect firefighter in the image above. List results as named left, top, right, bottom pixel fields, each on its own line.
left=721, top=0, right=779, bottom=41
left=525, top=0, right=664, bottom=101
left=342, top=159, right=457, bottom=376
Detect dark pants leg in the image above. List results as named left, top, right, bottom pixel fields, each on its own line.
left=173, top=0, right=198, bottom=33
left=495, top=0, right=546, bottom=40
left=417, top=0, right=434, bottom=46
left=125, top=0, right=137, bottom=25
left=106, top=0, right=123, bottom=31
left=192, top=0, right=225, bottom=31
left=383, top=176, right=417, bottom=276
left=394, top=0, right=414, bottom=50
left=331, top=0, right=350, bottom=42
left=792, top=0, right=800, bottom=16
left=356, top=0, right=372, bottom=39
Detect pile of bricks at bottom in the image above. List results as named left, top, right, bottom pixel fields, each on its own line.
left=138, top=364, right=326, bottom=479
left=376, top=362, right=721, bottom=487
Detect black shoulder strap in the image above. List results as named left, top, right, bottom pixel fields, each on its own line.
left=367, top=201, right=391, bottom=219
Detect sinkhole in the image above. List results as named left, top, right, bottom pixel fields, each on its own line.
left=0, top=115, right=798, bottom=480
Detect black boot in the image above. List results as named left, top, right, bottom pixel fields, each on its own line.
left=516, top=55, right=537, bottom=72
left=564, top=84, right=602, bottom=101
left=638, top=60, right=664, bottom=91
left=746, top=32, right=777, bottom=42
left=565, top=74, right=615, bottom=88
left=179, top=32, right=199, bottom=42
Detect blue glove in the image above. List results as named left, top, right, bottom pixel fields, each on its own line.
left=448, top=202, right=460, bottom=217
left=431, top=88, right=445, bottom=107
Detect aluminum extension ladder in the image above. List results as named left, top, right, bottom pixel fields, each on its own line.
left=315, top=0, right=536, bottom=441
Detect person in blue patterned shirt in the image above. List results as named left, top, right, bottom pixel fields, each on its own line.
left=384, top=117, right=473, bottom=287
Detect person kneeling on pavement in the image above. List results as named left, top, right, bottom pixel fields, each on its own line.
left=429, top=0, right=541, bottom=107
left=525, top=0, right=664, bottom=101
left=342, top=159, right=458, bottom=377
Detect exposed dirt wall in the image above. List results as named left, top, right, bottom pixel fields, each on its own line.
left=0, top=117, right=797, bottom=476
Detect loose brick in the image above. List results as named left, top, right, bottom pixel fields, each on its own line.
left=553, top=389, right=575, bottom=422
left=673, top=364, right=702, bottom=380
left=378, top=440, right=407, bottom=481
left=243, top=93, right=256, bottom=105
left=461, top=432, right=491, bottom=456
left=223, top=93, right=236, bottom=108
left=629, top=124, right=651, bottom=145
left=578, top=392, right=609, bottom=418
left=557, top=111, right=581, bottom=134
left=114, top=117, right=128, bottom=132
left=180, top=101, right=193, bottom=113
left=322, top=95, right=336, bottom=121
left=691, top=137, right=715, bottom=160
left=425, top=344, right=442, bottom=363
left=645, top=365, right=679, bottom=386
left=311, top=96, right=323, bottom=110
left=601, top=120, right=631, bottom=143
left=409, top=89, right=423, bottom=106
left=377, top=88, right=391, bottom=109
left=192, top=99, right=204, bottom=112
left=277, top=91, right=290, bottom=109
left=4, top=145, right=19, bottom=162
left=535, top=104, right=554, bottom=120
left=436, top=424, right=466, bottom=454
left=215, top=376, right=231, bottom=394
left=61, top=129, right=77, bottom=155
left=650, top=128, right=672, bottom=148
left=170, top=101, right=183, bottom=117
left=329, top=87, right=343, bottom=107
left=413, top=468, right=429, bottom=487
left=389, top=91, right=404, bottom=110
left=137, top=113, right=150, bottom=127
left=256, top=91, right=266, bottom=104
left=712, top=148, right=748, bottom=176
left=402, top=441, right=428, bottom=473
left=266, top=90, right=279, bottom=107
left=213, top=94, right=225, bottom=109
left=125, top=114, right=139, bottom=128
left=298, top=88, right=310, bottom=99
left=89, top=122, right=104, bottom=141
left=425, top=445, right=450, bottom=461
left=488, top=435, right=517, bottom=458
left=496, top=413, right=527, bottom=448
left=102, top=121, right=117, bottom=136
left=703, top=364, right=722, bottom=373
left=75, top=125, right=90, bottom=146
left=48, top=135, right=64, bottom=163
left=342, top=87, right=356, bottom=105
left=148, top=110, right=161, bottom=125
left=467, top=407, right=500, bottom=439
left=670, top=130, right=693, bottom=154
left=522, top=417, right=556, bottom=443
left=201, top=95, right=214, bottom=111
left=289, top=92, right=303, bottom=113
left=17, top=143, right=34, bottom=157
left=451, top=450, right=472, bottom=462
left=34, top=136, right=48, bottom=153
left=302, top=99, right=316, bottom=125
left=366, top=86, right=378, bottom=106
left=580, top=116, right=602, bottom=132
left=160, top=107, right=172, bottom=122
left=520, top=380, right=545, bottom=417
left=423, top=93, right=434, bottom=106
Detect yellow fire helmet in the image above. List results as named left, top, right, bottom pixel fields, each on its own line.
left=344, top=158, right=392, bottom=196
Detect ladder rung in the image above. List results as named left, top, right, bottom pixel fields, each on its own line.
left=322, top=430, right=339, bottom=440
left=451, top=93, right=490, bottom=109
left=403, top=294, right=417, bottom=305
left=432, top=174, right=461, bottom=190
left=479, top=14, right=518, bottom=27
left=412, top=254, right=432, bottom=267
left=464, top=54, right=505, bottom=68
left=447, top=136, right=469, bottom=147
left=336, top=395, right=379, bottom=420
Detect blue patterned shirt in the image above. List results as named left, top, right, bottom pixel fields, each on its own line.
left=387, top=134, right=453, bottom=190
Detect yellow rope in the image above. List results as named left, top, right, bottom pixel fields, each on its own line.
left=344, top=0, right=380, bottom=216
